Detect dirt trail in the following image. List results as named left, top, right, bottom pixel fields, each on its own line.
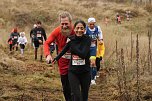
left=0, top=47, right=109, bottom=101
left=1, top=47, right=152, bottom=101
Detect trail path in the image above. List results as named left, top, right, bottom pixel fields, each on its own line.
left=0, top=47, right=109, bottom=101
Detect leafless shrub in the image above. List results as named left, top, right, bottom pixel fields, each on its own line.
left=136, top=34, right=141, bottom=101
left=147, top=31, right=152, bottom=73
left=131, top=32, right=133, bottom=62
left=116, top=40, right=122, bottom=97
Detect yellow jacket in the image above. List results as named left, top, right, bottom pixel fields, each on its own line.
left=96, top=40, right=105, bottom=58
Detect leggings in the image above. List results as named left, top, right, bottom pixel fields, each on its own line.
left=96, top=57, right=102, bottom=72
left=68, top=71, right=91, bottom=101
left=20, top=44, right=25, bottom=49
left=61, top=74, right=72, bottom=101
left=9, top=44, right=12, bottom=51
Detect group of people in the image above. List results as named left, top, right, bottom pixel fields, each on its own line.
left=116, top=11, right=131, bottom=24
left=8, top=21, right=47, bottom=61
left=7, top=11, right=105, bottom=101
left=44, top=11, right=105, bottom=101
left=8, top=28, right=27, bottom=55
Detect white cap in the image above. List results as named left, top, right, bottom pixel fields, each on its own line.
left=88, top=17, right=96, bottom=23
left=33, top=24, right=37, bottom=28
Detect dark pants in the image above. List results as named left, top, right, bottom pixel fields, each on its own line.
left=68, top=71, right=91, bottom=101
left=91, top=67, right=97, bottom=80
left=61, top=74, right=72, bottom=101
left=33, top=40, right=39, bottom=48
left=9, top=44, right=12, bottom=51
left=96, top=57, right=101, bottom=72
left=20, top=44, right=25, bottom=49
left=12, top=40, right=18, bottom=51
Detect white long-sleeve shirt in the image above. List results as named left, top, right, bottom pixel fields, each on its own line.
left=17, top=36, right=27, bottom=45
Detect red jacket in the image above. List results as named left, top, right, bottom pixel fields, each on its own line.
left=44, top=26, right=75, bottom=75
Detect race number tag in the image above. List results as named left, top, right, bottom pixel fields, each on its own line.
left=72, top=55, right=85, bottom=65
left=62, top=52, right=71, bottom=59
left=14, top=36, right=18, bottom=39
left=37, top=34, right=41, bottom=37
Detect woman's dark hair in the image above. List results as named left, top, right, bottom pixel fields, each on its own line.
left=74, top=20, right=86, bottom=28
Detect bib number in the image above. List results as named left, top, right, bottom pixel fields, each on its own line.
left=62, top=52, right=71, bottom=59
left=37, top=34, right=41, bottom=37
left=72, top=55, right=85, bottom=65
left=14, top=36, right=18, bottom=39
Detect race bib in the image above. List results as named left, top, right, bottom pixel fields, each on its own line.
left=72, top=55, right=85, bottom=65
left=62, top=52, right=71, bottom=59
left=37, top=34, right=42, bottom=37
left=14, top=36, right=18, bottom=39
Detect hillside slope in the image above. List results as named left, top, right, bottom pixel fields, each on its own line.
left=0, top=0, right=152, bottom=101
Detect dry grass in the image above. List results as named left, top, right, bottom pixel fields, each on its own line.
left=0, top=0, right=152, bottom=101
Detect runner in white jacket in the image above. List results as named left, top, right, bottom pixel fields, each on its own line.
left=17, top=32, right=27, bottom=55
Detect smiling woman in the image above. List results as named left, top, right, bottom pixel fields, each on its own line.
left=74, top=20, right=86, bottom=37
left=53, top=20, right=91, bottom=101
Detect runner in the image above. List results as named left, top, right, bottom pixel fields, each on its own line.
left=10, top=27, right=20, bottom=51
left=52, top=20, right=91, bottom=101
left=85, top=17, right=103, bottom=85
left=44, top=11, right=74, bottom=101
left=96, top=40, right=105, bottom=77
left=33, top=21, right=47, bottom=61
left=116, top=13, right=121, bottom=24
left=17, top=32, right=27, bottom=55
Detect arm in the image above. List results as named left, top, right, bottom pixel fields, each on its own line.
left=44, top=27, right=60, bottom=63
left=44, top=28, right=58, bottom=57
left=8, top=38, right=11, bottom=43
left=24, top=37, right=28, bottom=44
left=43, top=28, right=47, bottom=41
left=30, top=29, right=33, bottom=38
left=17, top=37, right=20, bottom=44
left=54, top=42, right=70, bottom=61
left=100, top=42, right=105, bottom=57
left=97, top=26, right=103, bottom=40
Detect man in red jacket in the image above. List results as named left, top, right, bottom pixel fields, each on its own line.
left=44, top=11, right=74, bottom=101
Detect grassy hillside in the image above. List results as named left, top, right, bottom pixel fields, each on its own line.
left=0, top=0, right=152, bottom=101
